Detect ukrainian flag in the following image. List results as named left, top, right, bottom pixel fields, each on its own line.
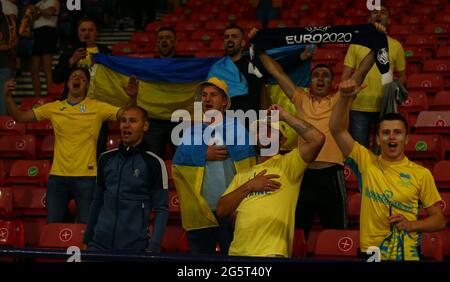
left=92, top=54, right=221, bottom=120
left=172, top=117, right=256, bottom=231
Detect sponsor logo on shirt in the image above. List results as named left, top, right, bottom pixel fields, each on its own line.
left=364, top=187, right=414, bottom=213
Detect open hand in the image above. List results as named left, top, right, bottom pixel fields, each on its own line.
left=4, top=79, right=16, bottom=97
left=248, top=169, right=281, bottom=192
left=123, top=76, right=139, bottom=97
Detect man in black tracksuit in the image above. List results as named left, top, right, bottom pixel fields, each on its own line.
left=84, top=106, right=169, bottom=252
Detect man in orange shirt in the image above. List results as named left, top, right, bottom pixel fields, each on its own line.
left=257, top=40, right=377, bottom=237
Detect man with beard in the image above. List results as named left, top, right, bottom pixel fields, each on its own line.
left=144, top=26, right=193, bottom=159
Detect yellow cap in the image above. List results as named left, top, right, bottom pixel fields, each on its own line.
left=195, top=77, right=231, bottom=110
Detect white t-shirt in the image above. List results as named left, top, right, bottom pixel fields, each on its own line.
left=33, top=0, right=59, bottom=29
left=1, top=0, right=18, bottom=17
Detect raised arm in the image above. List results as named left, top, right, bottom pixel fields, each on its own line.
left=258, top=51, right=298, bottom=100
left=4, top=80, right=38, bottom=122
left=269, top=104, right=324, bottom=163
left=216, top=169, right=281, bottom=218
left=116, top=76, right=138, bottom=119
left=330, top=80, right=366, bottom=157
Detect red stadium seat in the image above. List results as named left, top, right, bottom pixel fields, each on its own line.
left=129, top=32, right=156, bottom=46
left=406, top=74, right=444, bottom=94
left=313, top=49, right=343, bottom=66
left=205, top=20, right=229, bottom=33
left=209, top=39, right=224, bottom=51
left=188, top=13, right=213, bottom=22
left=411, top=5, right=439, bottom=16
left=0, top=187, right=13, bottom=218
left=430, top=91, right=450, bottom=111
left=423, top=60, right=450, bottom=73
left=107, top=120, right=120, bottom=135
left=435, top=14, right=450, bottom=24
left=145, top=21, right=164, bottom=33
left=421, top=232, right=444, bottom=261
left=343, top=165, right=359, bottom=190
left=389, top=24, right=419, bottom=39
left=313, top=229, right=360, bottom=259
left=401, top=15, right=429, bottom=25
left=423, top=23, right=450, bottom=40
left=0, top=135, right=36, bottom=159
left=268, top=19, right=296, bottom=28
left=106, top=134, right=121, bottom=151
left=39, top=223, right=86, bottom=249
left=175, top=21, right=200, bottom=33
left=433, top=161, right=450, bottom=189
left=405, top=134, right=442, bottom=161
left=46, top=83, right=64, bottom=97
left=442, top=228, right=450, bottom=257
left=292, top=229, right=306, bottom=258
left=0, top=115, right=26, bottom=136
left=176, top=41, right=202, bottom=55
left=0, top=220, right=25, bottom=247
left=11, top=186, right=47, bottom=216
left=436, top=46, right=450, bottom=59
left=405, top=34, right=438, bottom=50
left=26, top=120, right=53, bottom=136
left=347, top=192, right=361, bottom=226
left=397, top=91, right=428, bottom=113
left=112, top=42, right=139, bottom=56
left=168, top=189, right=180, bottom=218
left=20, top=96, right=54, bottom=110
left=161, top=13, right=186, bottom=24
left=403, top=46, right=433, bottom=64
left=37, top=134, right=54, bottom=159
left=414, top=111, right=450, bottom=134
left=191, top=30, right=216, bottom=42
left=159, top=225, right=186, bottom=253
left=4, top=159, right=50, bottom=186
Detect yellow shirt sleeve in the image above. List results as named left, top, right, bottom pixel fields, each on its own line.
left=279, top=148, right=307, bottom=183
left=394, top=41, right=406, bottom=72
left=96, top=100, right=120, bottom=122
left=32, top=101, right=56, bottom=121
left=222, top=173, right=242, bottom=196
left=347, top=142, right=376, bottom=173
left=419, top=169, right=442, bottom=209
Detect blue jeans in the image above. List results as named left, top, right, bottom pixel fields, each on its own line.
left=187, top=214, right=233, bottom=255
left=46, top=175, right=96, bottom=223
left=0, top=68, right=13, bottom=116
left=349, top=111, right=380, bottom=148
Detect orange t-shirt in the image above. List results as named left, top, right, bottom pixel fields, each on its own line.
left=292, top=88, right=344, bottom=165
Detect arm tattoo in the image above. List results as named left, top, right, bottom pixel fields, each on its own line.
left=291, top=119, right=313, bottom=136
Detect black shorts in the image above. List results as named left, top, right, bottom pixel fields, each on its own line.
left=295, top=164, right=348, bottom=235
left=32, top=26, right=58, bottom=55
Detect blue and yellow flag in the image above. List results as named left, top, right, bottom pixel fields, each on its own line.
left=92, top=54, right=221, bottom=120
left=172, top=117, right=256, bottom=231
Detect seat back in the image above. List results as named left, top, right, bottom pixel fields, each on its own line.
left=39, top=223, right=86, bottom=248
left=313, top=229, right=360, bottom=259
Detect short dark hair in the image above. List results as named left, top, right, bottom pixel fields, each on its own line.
left=123, top=106, right=149, bottom=121
left=311, top=63, right=334, bottom=80
left=377, top=112, right=409, bottom=134
left=225, top=24, right=244, bottom=36
left=157, top=26, right=176, bottom=36
left=77, top=17, right=97, bottom=30
left=381, top=4, right=391, bottom=16
left=69, top=66, right=91, bottom=82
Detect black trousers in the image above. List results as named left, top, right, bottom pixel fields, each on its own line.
left=295, top=164, right=348, bottom=238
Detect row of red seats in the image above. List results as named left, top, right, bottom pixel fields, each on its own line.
left=2, top=220, right=446, bottom=260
